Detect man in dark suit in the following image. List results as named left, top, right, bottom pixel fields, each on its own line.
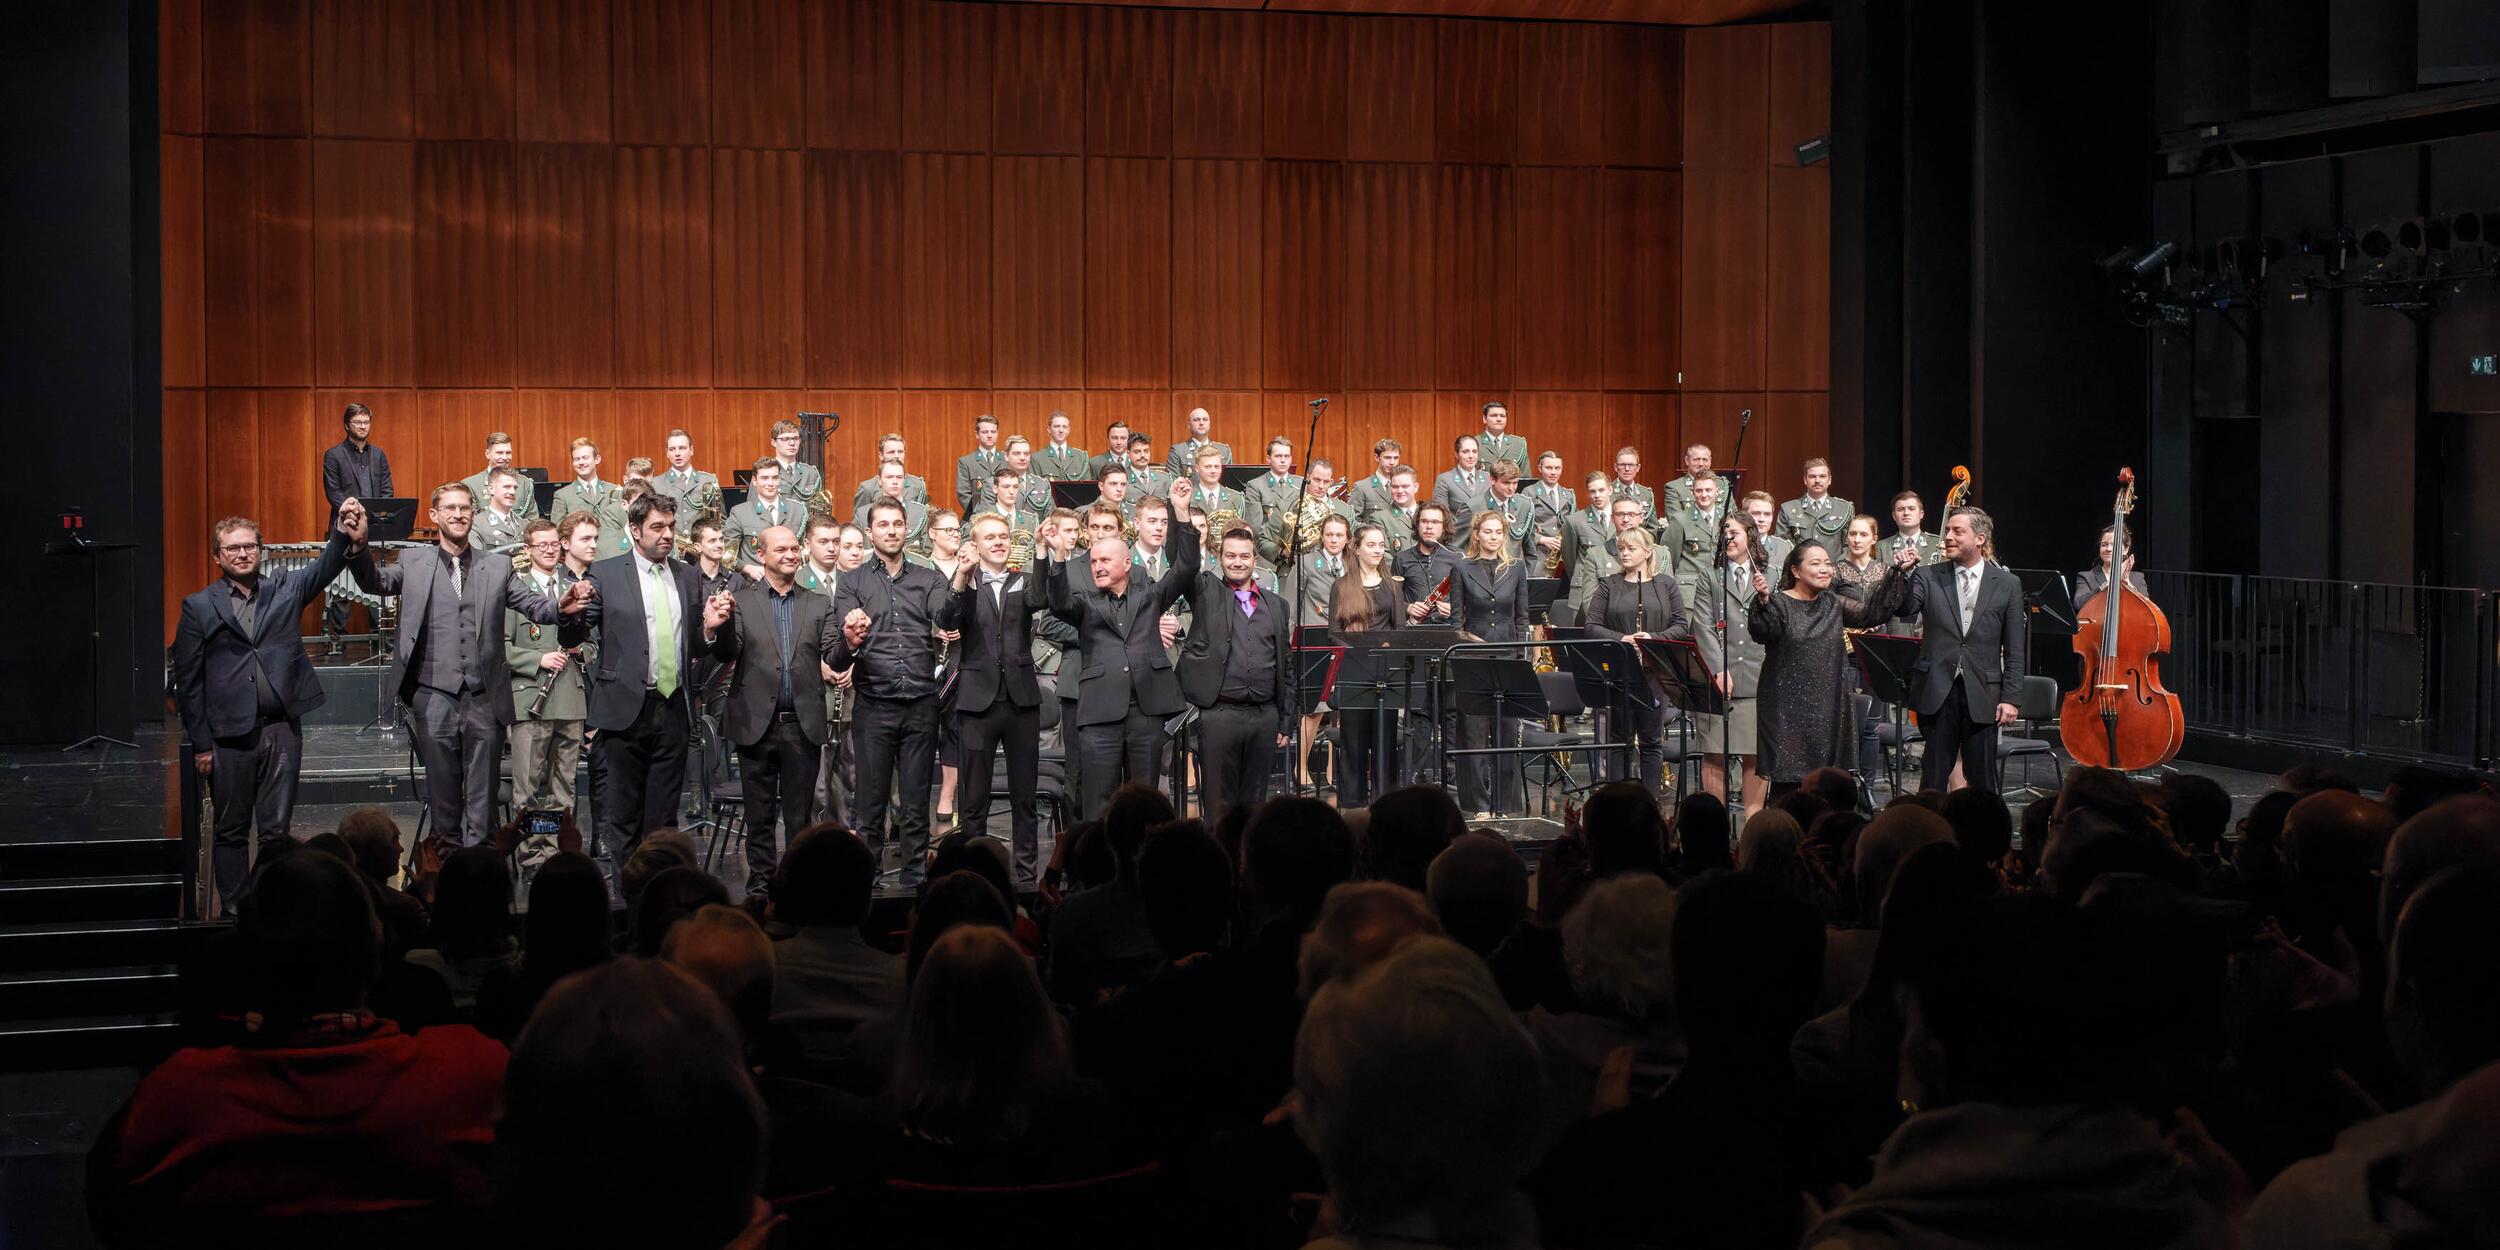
left=1178, top=524, right=1295, bottom=826
left=1047, top=517, right=1201, bottom=819
left=319, top=403, right=392, bottom=645
left=711, top=524, right=837, bottom=897
left=579, top=492, right=733, bottom=863
left=342, top=487, right=584, bottom=854
left=828, top=499, right=955, bottom=889
left=943, top=513, right=1050, bottom=885
left=1900, top=506, right=2027, bottom=792
left=171, top=510, right=361, bottom=908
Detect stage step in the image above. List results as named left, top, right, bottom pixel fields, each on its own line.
left=0, top=919, right=190, bottom=973
left=0, top=966, right=179, bottom=1021
left=0, top=1012, right=181, bottom=1072
left=0, top=836, right=183, bottom=882
left=0, top=873, right=184, bottom=926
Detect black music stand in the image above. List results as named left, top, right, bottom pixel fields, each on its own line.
left=1219, top=465, right=1262, bottom=490
left=50, top=526, right=139, bottom=755
left=1331, top=627, right=1459, bottom=802
left=531, top=480, right=561, bottom=519
left=1525, top=576, right=1564, bottom=626
left=1442, top=653, right=1547, bottom=816
left=362, top=498, right=418, bottom=542
left=721, top=486, right=748, bottom=513
left=1052, top=481, right=1103, bottom=511
left=1638, top=636, right=1720, bottom=795
left=1852, top=632, right=1921, bottom=794
left=517, top=467, right=550, bottom=485
left=2020, top=571, right=2079, bottom=687
left=732, top=468, right=756, bottom=487
left=1549, top=631, right=1642, bottom=784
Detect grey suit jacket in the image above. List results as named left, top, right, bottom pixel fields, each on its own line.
left=347, top=543, right=565, bottom=723
left=1431, top=469, right=1492, bottom=528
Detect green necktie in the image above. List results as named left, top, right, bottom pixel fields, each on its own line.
left=648, top=562, right=679, bottom=697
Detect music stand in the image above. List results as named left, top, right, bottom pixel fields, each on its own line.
left=1052, top=481, right=1103, bottom=511
left=1525, top=576, right=1564, bottom=626
left=1442, top=652, right=1548, bottom=816
left=531, top=481, right=560, bottom=518
left=1219, top=465, right=1263, bottom=490
left=1638, top=636, right=1721, bottom=796
left=517, top=466, right=550, bottom=485
left=362, top=498, right=418, bottom=542
left=1331, top=627, right=1459, bottom=801
left=2022, top=571, right=2078, bottom=634
left=732, top=468, right=756, bottom=487
left=1546, top=630, right=1643, bottom=784
left=720, top=486, right=748, bottom=513
left=1851, top=632, right=1921, bottom=794
left=49, top=526, right=139, bottom=755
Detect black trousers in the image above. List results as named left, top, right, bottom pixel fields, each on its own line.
left=1337, top=708, right=1398, bottom=808
left=1199, top=702, right=1278, bottom=826
left=1457, top=713, right=1523, bottom=814
left=1602, top=692, right=1669, bottom=792
left=1075, top=705, right=1166, bottom=821
left=208, top=716, right=303, bottom=909
left=598, top=691, right=690, bottom=862
left=955, top=698, right=1041, bottom=884
left=852, top=694, right=939, bottom=888
left=1921, top=686, right=1997, bottom=792
left=736, top=716, right=821, bottom=897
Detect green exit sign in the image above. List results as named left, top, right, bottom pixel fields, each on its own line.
left=2473, top=354, right=2499, bottom=376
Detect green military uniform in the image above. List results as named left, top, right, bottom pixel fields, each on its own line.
left=1243, top=472, right=1302, bottom=541
left=1127, top=465, right=1177, bottom=501
left=1777, top=493, right=1856, bottom=555
left=651, top=466, right=725, bottom=524
left=1477, top=431, right=1529, bottom=474
left=850, top=472, right=930, bottom=515
left=1557, top=507, right=1614, bottom=590
left=723, top=496, right=809, bottom=570
left=1367, top=502, right=1420, bottom=553
left=954, top=447, right=1005, bottom=513
left=1611, top=480, right=1660, bottom=524
left=1658, top=502, right=1722, bottom=604
left=1432, top=468, right=1492, bottom=530
left=1033, top=443, right=1091, bottom=483
left=1131, top=544, right=1192, bottom=652
left=1660, top=472, right=1731, bottom=516
left=473, top=506, right=528, bottom=554
left=1191, top=483, right=1262, bottom=544
left=851, top=497, right=930, bottom=547
left=1487, top=491, right=1537, bottom=563
left=1885, top=529, right=1945, bottom=567
left=462, top=469, right=540, bottom=521
left=1085, top=450, right=1126, bottom=481
left=1166, top=438, right=1231, bottom=478
left=1294, top=550, right=1347, bottom=627
left=1260, top=495, right=1354, bottom=567
left=1567, top=537, right=1622, bottom=624
left=773, top=458, right=823, bottom=507
left=549, top=478, right=630, bottom=558
left=505, top=565, right=592, bottom=819
left=1349, top=471, right=1397, bottom=520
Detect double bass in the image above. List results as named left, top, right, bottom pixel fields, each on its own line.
left=2060, top=468, right=2184, bottom=769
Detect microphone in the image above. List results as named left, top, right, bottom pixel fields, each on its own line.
left=1309, top=396, right=1329, bottom=411
left=1739, top=408, right=1753, bottom=427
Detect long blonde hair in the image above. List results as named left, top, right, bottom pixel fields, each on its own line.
left=1465, top=510, right=1514, bottom=570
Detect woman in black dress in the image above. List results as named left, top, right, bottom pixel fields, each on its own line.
left=1585, top=529, right=1692, bottom=796
left=1451, top=510, right=1532, bottom=817
left=1326, top=523, right=1404, bottom=807
left=1746, top=539, right=1917, bottom=795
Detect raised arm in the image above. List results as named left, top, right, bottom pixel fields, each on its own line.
left=1837, top=564, right=1911, bottom=628
left=1154, top=525, right=1204, bottom=615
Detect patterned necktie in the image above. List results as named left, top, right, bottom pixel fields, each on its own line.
left=648, top=563, right=678, bottom=697
left=1959, top=566, right=1979, bottom=632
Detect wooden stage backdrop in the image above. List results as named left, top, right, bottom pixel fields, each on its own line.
left=157, top=0, right=1831, bottom=624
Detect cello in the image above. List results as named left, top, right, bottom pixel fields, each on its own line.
left=2059, top=468, right=2185, bottom=770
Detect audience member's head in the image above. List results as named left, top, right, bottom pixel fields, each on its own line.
left=2379, top=796, right=2500, bottom=949
left=2383, top=766, right=2489, bottom=825
left=770, top=823, right=878, bottom=930
left=2384, top=863, right=2500, bottom=1098
left=926, top=829, right=1018, bottom=910
left=1675, top=870, right=1825, bottom=1057
left=1363, top=786, right=1467, bottom=890
left=2280, top=762, right=2360, bottom=797
left=1240, top=797, right=1356, bottom=927
left=2383, top=1055, right=2500, bottom=1244
left=1561, top=872, right=1679, bottom=1024
left=1426, top=833, right=1530, bottom=956
left=1298, top=881, right=1443, bottom=999
left=893, top=924, right=1073, bottom=1147
left=2042, top=769, right=2194, bottom=904
left=1582, top=781, right=1669, bottom=878
left=1138, top=820, right=1235, bottom=960
left=620, top=829, right=700, bottom=917
left=1803, top=766, right=1860, bottom=816
left=1768, top=787, right=1828, bottom=834
left=1849, top=804, right=1954, bottom=926
left=2157, top=773, right=2233, bottom=854
left=1672, top=793, right=1733, bottom=874
left=303, top=831, right=352, bottom=863
left=334, top=805, right=405, bottom=886
left=1736, top=808, right=1832, bottom=913
left=1294, top=936, right=1543, bottom=1248
left=2281, top=789, right=2399, bottom=949
left=239, top=849, right=381, bottom=1022
left=1939, top=787, right=2014, bottom=866
left=522, top=851, right=612, bottom=975
left=427, top=846, right=514, bottom=959
left=632, top=865, right=731, bottom=958
left=1061, top=820, right=1115, bottom=891
left=1103, top=784, right=1178, bottom=880
left=497, top=961, right=767, bottom=1249
left=662, top=904, right=776, bottom=1050
left=904, top=870, right=1015, bottom=990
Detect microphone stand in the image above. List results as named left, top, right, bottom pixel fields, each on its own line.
left=1284, top=397, right=1327, bottom=795
left=1713, top=408, right=1752, bottom=821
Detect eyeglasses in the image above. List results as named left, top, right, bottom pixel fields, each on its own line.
left=526, top=540, right=560, bottom=551
left=218, top=542, right=261, bottom=554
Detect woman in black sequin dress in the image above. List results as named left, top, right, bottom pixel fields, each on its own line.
left=1746, top=539, right=1917, bottom=791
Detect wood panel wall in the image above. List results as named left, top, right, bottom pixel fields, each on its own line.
left=160, top=0, right=1830, bottom=619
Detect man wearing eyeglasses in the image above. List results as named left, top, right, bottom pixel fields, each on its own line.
left=171, top=505, right=364, bottom=912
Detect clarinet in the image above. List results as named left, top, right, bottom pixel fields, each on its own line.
left=529, top=646, right=581, bottom=718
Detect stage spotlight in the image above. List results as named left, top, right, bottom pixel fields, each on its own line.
left=2098, top=241, right=2177, bottom=279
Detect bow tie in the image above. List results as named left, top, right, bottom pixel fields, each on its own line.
left=982, top=570, right=1010, bottom=586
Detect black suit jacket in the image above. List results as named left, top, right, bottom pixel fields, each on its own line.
left=1177, top=573, right=1296, bottom=733
left=1047, top=532, right=1202, bottom=726
left=1451, top=557, right=1533, bottom=642
left=715, top=582, right=840, bottom=748
left=171, top=531, right=356, bottom=746
left=580, top=552, right=712, bottom=732
left=1900, top=560, right=2027, bottom=715
left=321, top=439, right=392, bottom=512
left=948, top=569, right=1046, bottom=714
